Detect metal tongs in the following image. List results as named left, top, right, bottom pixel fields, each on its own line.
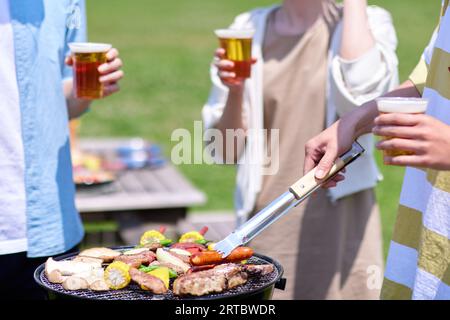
left=214, top=141, right=365, bottom=257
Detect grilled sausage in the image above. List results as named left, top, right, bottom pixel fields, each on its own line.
left=190, top=247, right=254, bottom=266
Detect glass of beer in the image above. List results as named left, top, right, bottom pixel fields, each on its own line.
left=68, top=42, right=112, bottom=99
left=214, top=29, right=255, bottom=80
left=376, top=97, right=429, bottom=157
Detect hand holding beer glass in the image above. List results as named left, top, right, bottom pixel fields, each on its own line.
left=375, top=97, right=428, bottom=158
left=214, top=29, right=255, bottom=87
left=68, top=42, right=123, bottom=99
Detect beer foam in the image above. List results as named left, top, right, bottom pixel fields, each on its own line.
left=68, top=42, right=112, bottom=53
left=376, top=97, right=428, bottom=113
left=214, top=29, right=255, bottom=39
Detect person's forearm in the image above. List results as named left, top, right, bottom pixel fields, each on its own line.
left=340, top=0, right=375, bottom=60
left=349, top=80, right=421, bottom=138
left=63, top=80, right=92, bottom=119
left=214, top=87, right=247, bottom=162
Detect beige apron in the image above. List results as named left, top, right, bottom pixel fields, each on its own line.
left=251, top=6, right=383, bottom=300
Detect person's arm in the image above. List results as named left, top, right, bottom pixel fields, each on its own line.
left=303, top=80, right=419, bottom=186
left=209, top=48, right=253, bottom=162
left=339, top=0, right=375, bottom=60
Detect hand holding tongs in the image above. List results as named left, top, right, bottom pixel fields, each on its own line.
left=214, top=141, right=365, bottom=257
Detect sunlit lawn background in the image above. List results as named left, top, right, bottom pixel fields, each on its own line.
left=82, top=0, right=441, bottom=256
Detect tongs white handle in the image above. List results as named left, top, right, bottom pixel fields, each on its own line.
left=289, top=158, right=346, bottom=200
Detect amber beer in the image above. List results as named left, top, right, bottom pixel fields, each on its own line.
left=214, top=29, right=255, bottom=79
left=69, top=42, right=112, bottom=99
left=376, top=97, right=428, bottom=157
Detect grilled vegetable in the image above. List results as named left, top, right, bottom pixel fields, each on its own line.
left=139, top=228, right=172, bottom=247
left=104, top=261, right=131, bottom=290
left=148, top=267, right=170, bottom=289
left=139, top=265, right=178, bottom=278
left=156, top=248, right=190, bottom=273
left=179, top=226, right=208, bottom=244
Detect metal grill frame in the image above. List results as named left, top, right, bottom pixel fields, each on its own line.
left=34, top=246, right=284, bottom=300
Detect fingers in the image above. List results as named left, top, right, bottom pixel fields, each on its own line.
left=383, top=155, right=428, bottom=167
left=373, top=125, right=423, bottom=140
left=99, top=70, right=124, bottom=84
left=214, top=59, right=235, bottom=71
left=314, top=147, right=338, bottom=180
left=376, top=138, right=425, bottom=155
left=214, top=48, right=226, bottom=59
left=102, top=83, right=120, bottom=97
left=98, top=57, right=123, bottom=74
left=65, top=55, right=73, bottom=66
left=374, top=113, right=423, bottom=127
left=321, top=174, right=346, bottom=189
left=106, top=48, right=119, bottom=61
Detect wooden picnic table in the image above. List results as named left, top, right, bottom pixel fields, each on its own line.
left=75, top=138, right=206, bottom=247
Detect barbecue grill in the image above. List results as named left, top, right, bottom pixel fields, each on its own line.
left=34, top=246, right=286, bottom=300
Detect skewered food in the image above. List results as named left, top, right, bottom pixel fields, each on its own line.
left=79, top=247, right=121, bottom=262
left=139, top=227, right=172, bottom=250
left=178, top=226, right=208, bottom=244
left=104, top=261, right=131, bottom=290
left=129, top=268, right=167, bottom=294
left=172, top=263, right=248, bottom=296
left=190, top=247, right=254, bottom=266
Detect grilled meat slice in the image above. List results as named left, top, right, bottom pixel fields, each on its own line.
left=243, top=264, right=274, bottom=276
left=114, top=251, right=156, bottom=268
left=78, top=247, right=121, bottom=262
left=129, top=268, right=167, bottom=294
left=172, top=263, right=248, bottom=296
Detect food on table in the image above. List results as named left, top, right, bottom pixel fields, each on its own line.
left=104, top=261, right=131, bottom=290
left=79, top=247, right=121, bottom=262
left=139, top=227, right=173, bottom=250
left=113, top=250, right=156, bottom=268
left=190, top=246, right=254, bottom=266
left=172, top=263, right=248, bottom=296
left=155, top=248, right=190, bottom=273
left=129, top=268, right=167, bottom=294
left=43, top=226, right=274, bottom=297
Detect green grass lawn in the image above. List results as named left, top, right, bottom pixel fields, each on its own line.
left=83, top=0, right=441, bottom=256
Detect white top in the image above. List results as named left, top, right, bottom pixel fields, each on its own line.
left=202, top=5, right=399, bottom=224
left=0, top=0, right=28, bottom=254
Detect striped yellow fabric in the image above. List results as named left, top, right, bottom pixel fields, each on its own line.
left=382, top=1, right=450, bottom=300
left=409, top=58, right=428, bottom=96
left=381, top=278, right=412, bottom=300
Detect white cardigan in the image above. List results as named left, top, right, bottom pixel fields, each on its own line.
left=202, top=5, right=399, bottom=225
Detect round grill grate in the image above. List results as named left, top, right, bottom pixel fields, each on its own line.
left=35, top=248, right=282, bottom=300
